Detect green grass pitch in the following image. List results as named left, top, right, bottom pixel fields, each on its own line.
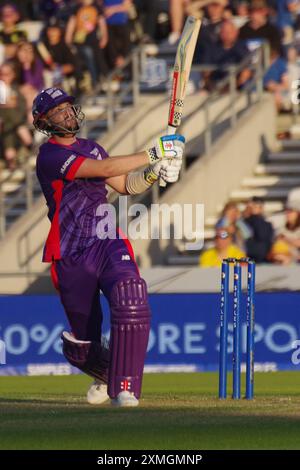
left=0, top=372, right=300, bottom=450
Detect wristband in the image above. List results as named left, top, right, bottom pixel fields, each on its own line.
left=126, top=167, right=158, bottom=195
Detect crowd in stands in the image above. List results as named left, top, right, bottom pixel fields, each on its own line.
left=0, top=0, right=139, bottom=170
left=1, top=1, right=300, bottom=267
left=200, top=191, right=300, bottom=267
left=1, top=0, right=300, bottom=169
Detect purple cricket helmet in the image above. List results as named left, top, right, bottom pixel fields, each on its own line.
left=32, top=87, right=84, bottom=136
left=32, top=88, right=74, bottom=120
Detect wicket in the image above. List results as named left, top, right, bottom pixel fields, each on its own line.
left=219, top=258, right=255, bottom=400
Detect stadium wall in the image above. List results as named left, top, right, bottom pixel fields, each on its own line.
left=0, top=281, right=299, bottom=376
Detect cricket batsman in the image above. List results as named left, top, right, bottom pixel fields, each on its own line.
left=33, top=87, right=185, bottom=407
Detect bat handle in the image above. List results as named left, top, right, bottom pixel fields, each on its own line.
left=159, top=125, right=177, bottom=188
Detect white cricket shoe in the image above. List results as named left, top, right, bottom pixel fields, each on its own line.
left=111, top=391, right=139, bottom=407
left=87, top=380, right=109, bottom=405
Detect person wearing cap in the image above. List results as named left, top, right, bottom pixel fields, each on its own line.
left=216, top=201, right=253, bottom=251
left=199, top=226, right=246, bottom=267
left=239, top=0, right=282, bottom=52
left=32, top=87, right=185, bottom=407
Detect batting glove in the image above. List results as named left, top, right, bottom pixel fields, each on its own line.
left=146, top=134, right=185, bottom=164
left=152, top=157, right=182, bottom=184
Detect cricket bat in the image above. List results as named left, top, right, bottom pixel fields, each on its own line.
left=160, top=16, right=201, bottom=187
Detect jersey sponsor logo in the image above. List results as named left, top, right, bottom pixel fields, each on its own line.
left=90, top=147, right=100, bottom=157
left=122, top=254, right=130, bottom=261
left=60, top=154, right=76, bottom=174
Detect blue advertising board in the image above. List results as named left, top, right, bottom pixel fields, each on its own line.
left=0, top=293, right=300, bottom=375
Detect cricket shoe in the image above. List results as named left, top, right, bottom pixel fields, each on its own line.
left=111, top=391, right=139, bottom=407
left=87, top=380, right=109, bottom=405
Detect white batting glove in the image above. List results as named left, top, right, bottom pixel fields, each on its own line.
left=152, top=157, right=182, bottom=183
left=146, top=134, right=185, bottom=164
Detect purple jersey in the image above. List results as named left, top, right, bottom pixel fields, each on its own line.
left=36, top=137, right=109, bottom=262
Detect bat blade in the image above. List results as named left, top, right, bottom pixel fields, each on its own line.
left=160, top=16, right=201, bottom=187
left=168, top=16, right=201, bottom=131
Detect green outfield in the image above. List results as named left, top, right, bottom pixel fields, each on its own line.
left=0, top=372, right=300, bottom=450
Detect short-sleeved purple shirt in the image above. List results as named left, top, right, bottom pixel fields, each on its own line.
left=36, top=137, right=109, bottom=262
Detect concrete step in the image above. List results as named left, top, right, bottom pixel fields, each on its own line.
left=255, top=163, right=300, bottom=175
left=0, top=169, right=25, bottom=183
left=281, top=139, right=300, bottom=150
left=242, top=175, right=300, bottom=188
left=230, top=187, right=289, bottom=201
left=5, top=207, right=26, bottom=219
left=1, top=182, right=21, bottom=193
left=268, top=152, right=300, bottom=162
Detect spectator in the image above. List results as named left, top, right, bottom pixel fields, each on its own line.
left=239, top=0, right=282, bottom=52
left=263, top=46, right=289, bottom=110
left=269, top=200, right=300, bottom=264
left=167, top=0, right=227, bottom=45
left=38, top=20, right=83, bottom=93
left=286, top=46, right=300, bottom=90
left=103, top=0, right=132, bottom=68
left=0, top=0, right=35, bottom=19
left=0, top=61, right=32, bottom=169
left=16, top=41, right=44, bottom=91
left=167, top=0, right=189, bottom=45
left=65, top=0, right=109, bottom=87
left=244, top=196, right=274, bottom=263
left=196, top=0, right=228, bottom=64
left=202, top=20, right=251, bottom=88
left=15, top=41, right=45, bottom=121
left=199, top=226, right=246, bottom=267
left=133, top=0, right=160, bottom=43
left=216, top=201, right=253, bottom=250
left=37, top=1, right=76, bottom=24
left=275, top=0, right=297, bottom=44
left=235, top=0, right=250, bottom=19
left=0, top=3, right=27, bottom=60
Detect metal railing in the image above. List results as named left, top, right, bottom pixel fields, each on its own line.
left=134, top=44, right=269, bottom=207
left=0, top=160, right=36, bottom=239
left=79, top=47, right=142, bottom=137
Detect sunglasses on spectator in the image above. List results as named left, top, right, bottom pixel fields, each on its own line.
left=216, top=230, right=230, bottom=239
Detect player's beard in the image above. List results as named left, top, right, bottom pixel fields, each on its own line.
left=49, top=106, right=85, bottom=136
left=63, top=116, right=79, bottom=134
